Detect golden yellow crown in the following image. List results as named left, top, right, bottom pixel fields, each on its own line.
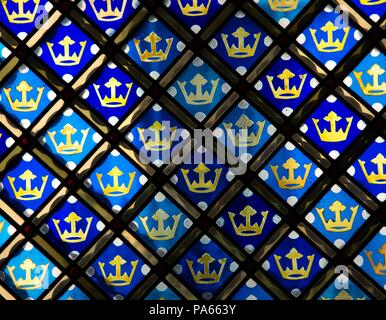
left=316, top=200, right=359, bottom=232
left=312, top=111, right=353, bottom=143
left=94, top=77, right=133, bottom=108
left=267, top=69, right=307, bottom=100
left=321, top=290, right=366, bottom=300
left=53, top=212, right=93, bottom=243
left=3, top=80, right=45, bottom=112
left=7, top=258, right=49, bottom=290
left=178, top=73, right=219, bottom=105
left=359, top=0, right=386, bottom=5
left=47, top=123, right=90, bottom=155
left=134, top=31, right=173, bottom=63
left=270, top=158, right=312, bottom=189
left=310, top=21, right=350, bottom=53
left=268, top=0, right=298, bottom=11
left=140, top=209, right=182, bottom=241
left=353, top=64, right=386, bottom=96
left=1, top=0, right=40, bottom=24
left=224, top=115, right=265, bottom=148
left=229, top=205, right=269, bottom=237
left=137, top=121, right=177, bottom=151
left=89, top=0, right=128, bottom=22
left=358, top=153, right=386, bottom=184
left=275, top=247, right=314, bottom=280
left=365, top=242, right=386, bottom=275
left=47, top=36, right=87, bottom=66
left=96, top=166, right=136, bottom=197
left=221, top=27, right=261, bottom=58
left=177, top=0, right=211, bottom=16
left=98, top=255, right=138, bottom=287
left=181, top=163, right=222, bottom=193
left=186, top=252, right=227, bottom=284
left=8, top=169, right=48, bottom=201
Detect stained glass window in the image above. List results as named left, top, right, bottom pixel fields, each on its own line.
left=0, top=0, right=384, bottom=301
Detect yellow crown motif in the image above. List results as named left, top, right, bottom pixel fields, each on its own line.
left=228, top=205, right=269, bottom=237
left=359, top=0, right=386, bottom=5
left=47, top=123, right=90, bottom=155
left=89, top=0, right=128, bottom=21
left=134, top=31, right=173, bottom=62
left=221, top=27, right=261, bottom=58
left=1, top=0, right=40, bottom=24
left=268, top=0, right=298, bottom=11
left=3, top=80, right=45, bottom=112
left=137, top=121, right=177, bottom=151
left=224, top=115, right=265, bottom=147
left=312, top=111, right=353, bottom=142
left=178, top=73, right=219, bottom=105
left=47, top=36, right=87, bottom=66
left=98, top=255, right=138, bottom=286
left=53, top=212, right=93, bottom=243
left=321, top=290, right=366, bottom=300
left=7, top=258, right=49, bottom=290
left=275, top=247, right=314, bottom=280
left=310, top=21, right=350, bottom=53
left=140, top=209, right=182, bottom=240
left=8, top=169, right=48, bottom=201
left=177, top=0, right=211, bottom=16
left=186, top=252, right=227, bottom=284
left=270, top=158, right=312, bottom=189
left=353, top=64, right=386, bottom=96
left=96, top=166, right=136, bottom=197
left=358, top=153, right=386, bottom=184
left=316, top=200, right=359, bottom=232
left=94, top=77, right=133, bottom=108
left=181, top=163, right=222, bottom=193
left=267, top=69, right=307, bottom=100
left=365, top=242, right=386, bottom=275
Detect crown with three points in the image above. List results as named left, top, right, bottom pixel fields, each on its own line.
left=310, top=21, right=350, bottom=53
left=134, top=31, right=173, bottom=62
left=140, top=209, right=182, bottom=240
left=1, top=0, right=40, bottom=24
left=8, top=169, right=48, bottom=201
left=7, top=258, right=49, bottom=290
left=365, top=243, right=386, bottom=275
left=181, top=163, right=222, bottom=193
left=98, top=255, right=138, bottom=286
left=221, top=27, right=261, bottom=58
left=47, top=123, right=90, bottom=155
left=94, top=77, right=133, bottom=108
left=224, top=115, right=265, bottom=147
left=137, top=121, right=177, bottom=151
left=312, top=111, right=353, bottom=142
left=275, top=247, right=314, bottom=280
left=89, top=0, right=128, bottom=22
left=358, top=153, right=386, bottom=184
left=321, top=290, right=366, bottom=300
left=186, top=252, right=227, bottom=284
left=359, top=0, right=386, bottom=5
left=267, top=69, right=307, bottom=99
left=53, top=212, right=93, bottom=243
left=3, top=80, right=45, bottom=112
left=270, top=158, right=312, bottom=189
left=268, top=0, right=298, bottom=11
left=47, top=36, right=87, bottom=66
left=353, top=64, right=386, bottom=96
left=316, top=200, right=359, bottom=232
left=177, top=0, right=211, bottom=16
left=229, top=205, right=269, bottom=237
left=178, top=73, right=219, bottom=105
left=96, top=166, right=136, bottom=197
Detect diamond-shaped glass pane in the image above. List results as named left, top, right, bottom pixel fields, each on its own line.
left=145, top=282, right=181, bottom=300
left=231, top=278, right=273, bottom=300
left=318, top=274, right=369, bottom=300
